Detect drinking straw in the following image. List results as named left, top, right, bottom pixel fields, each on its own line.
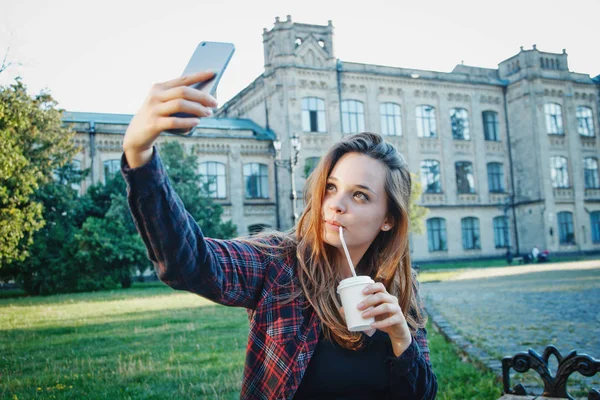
left=339, top=226, right=357, bottom=277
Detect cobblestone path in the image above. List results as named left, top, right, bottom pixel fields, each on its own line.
left=421, top=261, right=600, bottom=397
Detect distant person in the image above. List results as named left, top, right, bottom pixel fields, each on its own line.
left=538, top=249, right=550, bottom=263
left=120, top=72, right=436, bottom=399
left=506, top=249, right=514, bottom=264
left=531, top=245, right=540, bottom=262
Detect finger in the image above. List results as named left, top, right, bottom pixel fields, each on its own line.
left=357, top=292, right=396, bottom=310
left=156, top=86, right=218, bottom=108
left=160, top=71, right=215, bottom=90
left=155, top=116, right=201, bottom=133
left=371, top=315, right=402, bottom=329
left=155, top=99, right=213, bottom=118
left=362, top=303, right=399, bottom=319
left=363, top=282, right=386, bottom=295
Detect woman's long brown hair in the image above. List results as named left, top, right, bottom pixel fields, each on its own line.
left=245, top=132, right=426, bottom=350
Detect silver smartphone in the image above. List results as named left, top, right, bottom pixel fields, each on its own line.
left=167, top=41, right=235, bottom=135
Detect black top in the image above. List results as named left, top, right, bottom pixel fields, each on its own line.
left=293, top=330, right=393, bottom=399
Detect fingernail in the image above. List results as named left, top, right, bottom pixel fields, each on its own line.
left=363, top=287, right=369, bottom=294
left=357, top=302, right=364, bottom=309
left=206, top=109, right=213, bottom=116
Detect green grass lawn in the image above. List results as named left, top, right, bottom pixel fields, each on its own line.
left=1, top=283, right=501, bottom=399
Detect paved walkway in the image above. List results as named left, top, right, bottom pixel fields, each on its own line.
left=421, top=260, right=600, bottom=396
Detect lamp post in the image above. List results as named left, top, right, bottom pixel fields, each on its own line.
left=273, top=134, right=302, bottom=227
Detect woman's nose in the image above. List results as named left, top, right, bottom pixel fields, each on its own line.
left=328, top=196, right=346, bottom=213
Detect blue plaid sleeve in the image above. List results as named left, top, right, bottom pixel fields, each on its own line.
left=122, top=148, right=268, bottom=309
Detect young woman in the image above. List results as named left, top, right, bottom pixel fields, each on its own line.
left=122, top=71, right=437, bottom=399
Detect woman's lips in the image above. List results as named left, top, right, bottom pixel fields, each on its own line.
left=325, top=221, right=344, bottom=231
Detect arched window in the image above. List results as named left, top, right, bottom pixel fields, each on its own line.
left=427, top=218, right=447, bottom=252
left=584, top=157, right=600, bottom=189
left=304, top=157, right=320, bottom=178
left=302, top=97, right=326, bottom=133
left=557, top=211, right=575, bottom=245
left=482, top=111, right=499, bottom=141
left=243, top=163, right=269, bottom=199
left=493, top=216, right=509, bottom=248
left=420, top=160, right=441, bottom=193
left=341, top=100, right=365, bottom=134
left=590, top=211, right=600, bottom=244
left=544, top=103, right=564, bottom=135
left=455, top=161, right=475, bottom=194
left=461, top=217, right=481, bottom=250
left=550, top=156, right=569, bottom=188
left=416, top=105, right=437, bottom=138
left=103, top=159, right=120, bottom=183
left=487, top=162, right=505, bottom=192
left=450, top=108, right=470, bottom=140
left=380, top=102, right=402, bottom=136
left=577, top=106, right=595, bottom=137
left=199, top=161, right=227, bottom=199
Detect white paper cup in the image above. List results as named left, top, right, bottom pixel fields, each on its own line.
left=337, top=276, right=375, bottom=332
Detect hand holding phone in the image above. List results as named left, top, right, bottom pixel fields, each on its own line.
left=167, top=41, right=235, bottom=135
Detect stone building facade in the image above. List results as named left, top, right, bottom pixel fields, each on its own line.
left=66, top=16, right=600, bottom=261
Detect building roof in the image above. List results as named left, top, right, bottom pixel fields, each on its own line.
left=62, top=111, right=276, bottom=141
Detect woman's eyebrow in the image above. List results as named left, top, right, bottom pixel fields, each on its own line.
left=327, top=176, right=377, bottom=195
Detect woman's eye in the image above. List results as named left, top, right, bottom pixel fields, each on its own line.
left=354, top=192, right=369, bottom=201
left=325, top=183, right=336, bottom=191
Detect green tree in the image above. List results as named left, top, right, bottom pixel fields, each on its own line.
left=409, top=173, right=428, bottom=235
left=0, top=79, right=76, bottom=266
left=160, top=141, right=237, bottom=239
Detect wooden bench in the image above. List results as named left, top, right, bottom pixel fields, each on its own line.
left=498, top=345, right=600, bottom=399
left=512, top=256, right=525, bottom=264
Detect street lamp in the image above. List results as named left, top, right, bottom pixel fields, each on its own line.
left=273, top=134, right=302, bottom=227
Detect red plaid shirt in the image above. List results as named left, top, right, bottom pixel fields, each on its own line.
left=122, top=149, right=436, bottom=399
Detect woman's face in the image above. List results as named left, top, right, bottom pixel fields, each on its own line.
left=321, top=152, right=392, bottom=263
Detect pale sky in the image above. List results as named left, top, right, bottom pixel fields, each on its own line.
left=1, top=0, right=598, bottom=115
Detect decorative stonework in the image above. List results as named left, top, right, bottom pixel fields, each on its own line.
left=240, top=144, right=271, bottom=156
left=453, top=141, right=472, bottom=153
left=553, top=188, right=574, bottom=203
left=485, top=141, right=504, bottom=154
left=192, top=143, right=230, bottom=155
left=447, top=93, right=471, bottom=102
left=378, top=86, right=403, bottom=97
left=480, top=95, right=501, bottom=104
left=457, top=194, right=479, bottom=204
left=299, top=79, right=328, bottom=89
left=580, top=137, right=597, bottom=150
left=573, top=92, right=596, bottom=101
left=414, top=90, right=438, bottom=99
left=303, top=134, right=330, bottom=150
left=420, top=193, right=446, bottom=205
left=419, top=138, right=440, bottom=153
left=543, top=88, right=564, bottom=98
left=96, top=140, right=123, bottom=152
left=549, top=135, right=566, bottom=149
left=341, top=83, right=367, bottom=93
left=489, top=193, right=509, bottom=205
left=243, top=205, right=276, bottom=217
left=585, top=189, right=600, bottom=200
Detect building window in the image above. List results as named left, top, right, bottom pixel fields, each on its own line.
left=487, top=162, right=505, bottom=192
left=450, top=108, right=470, bottom=140
left=493, top=216, right=510, bottom=248
left=584, top=157, right=600, bottom=189
left=482, top=111, right=500, bottom=141
left=341, top=100, right=365, bottom=134
left=103, top=159, right=120, bottom=183
left=416, top=105, right=437, bottom=138
left=591, top=211, right=600, bottom=244
left=380, top=102, right=402, bottom=136
left=199, top=161, right=227, bottom=199
left=577, top=106, right=595, bottom=137
left=420, top=160, right=442, bottom=193
left=302, top=97, right=326, bottom=133
left=550, top=156, right=570, bottom=188
left=455, top=161, right=475, bottom=194
left=557, top=211, right=575, bottom=245
left=544, top=103, right=564, bottom=135
left=243, top=163, right=269, bottom=199
left=304, top=157, right=320, bottom=178
left=427, top=218, right=447, bottom=252
left=461, top=217, right=481, bottom=250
